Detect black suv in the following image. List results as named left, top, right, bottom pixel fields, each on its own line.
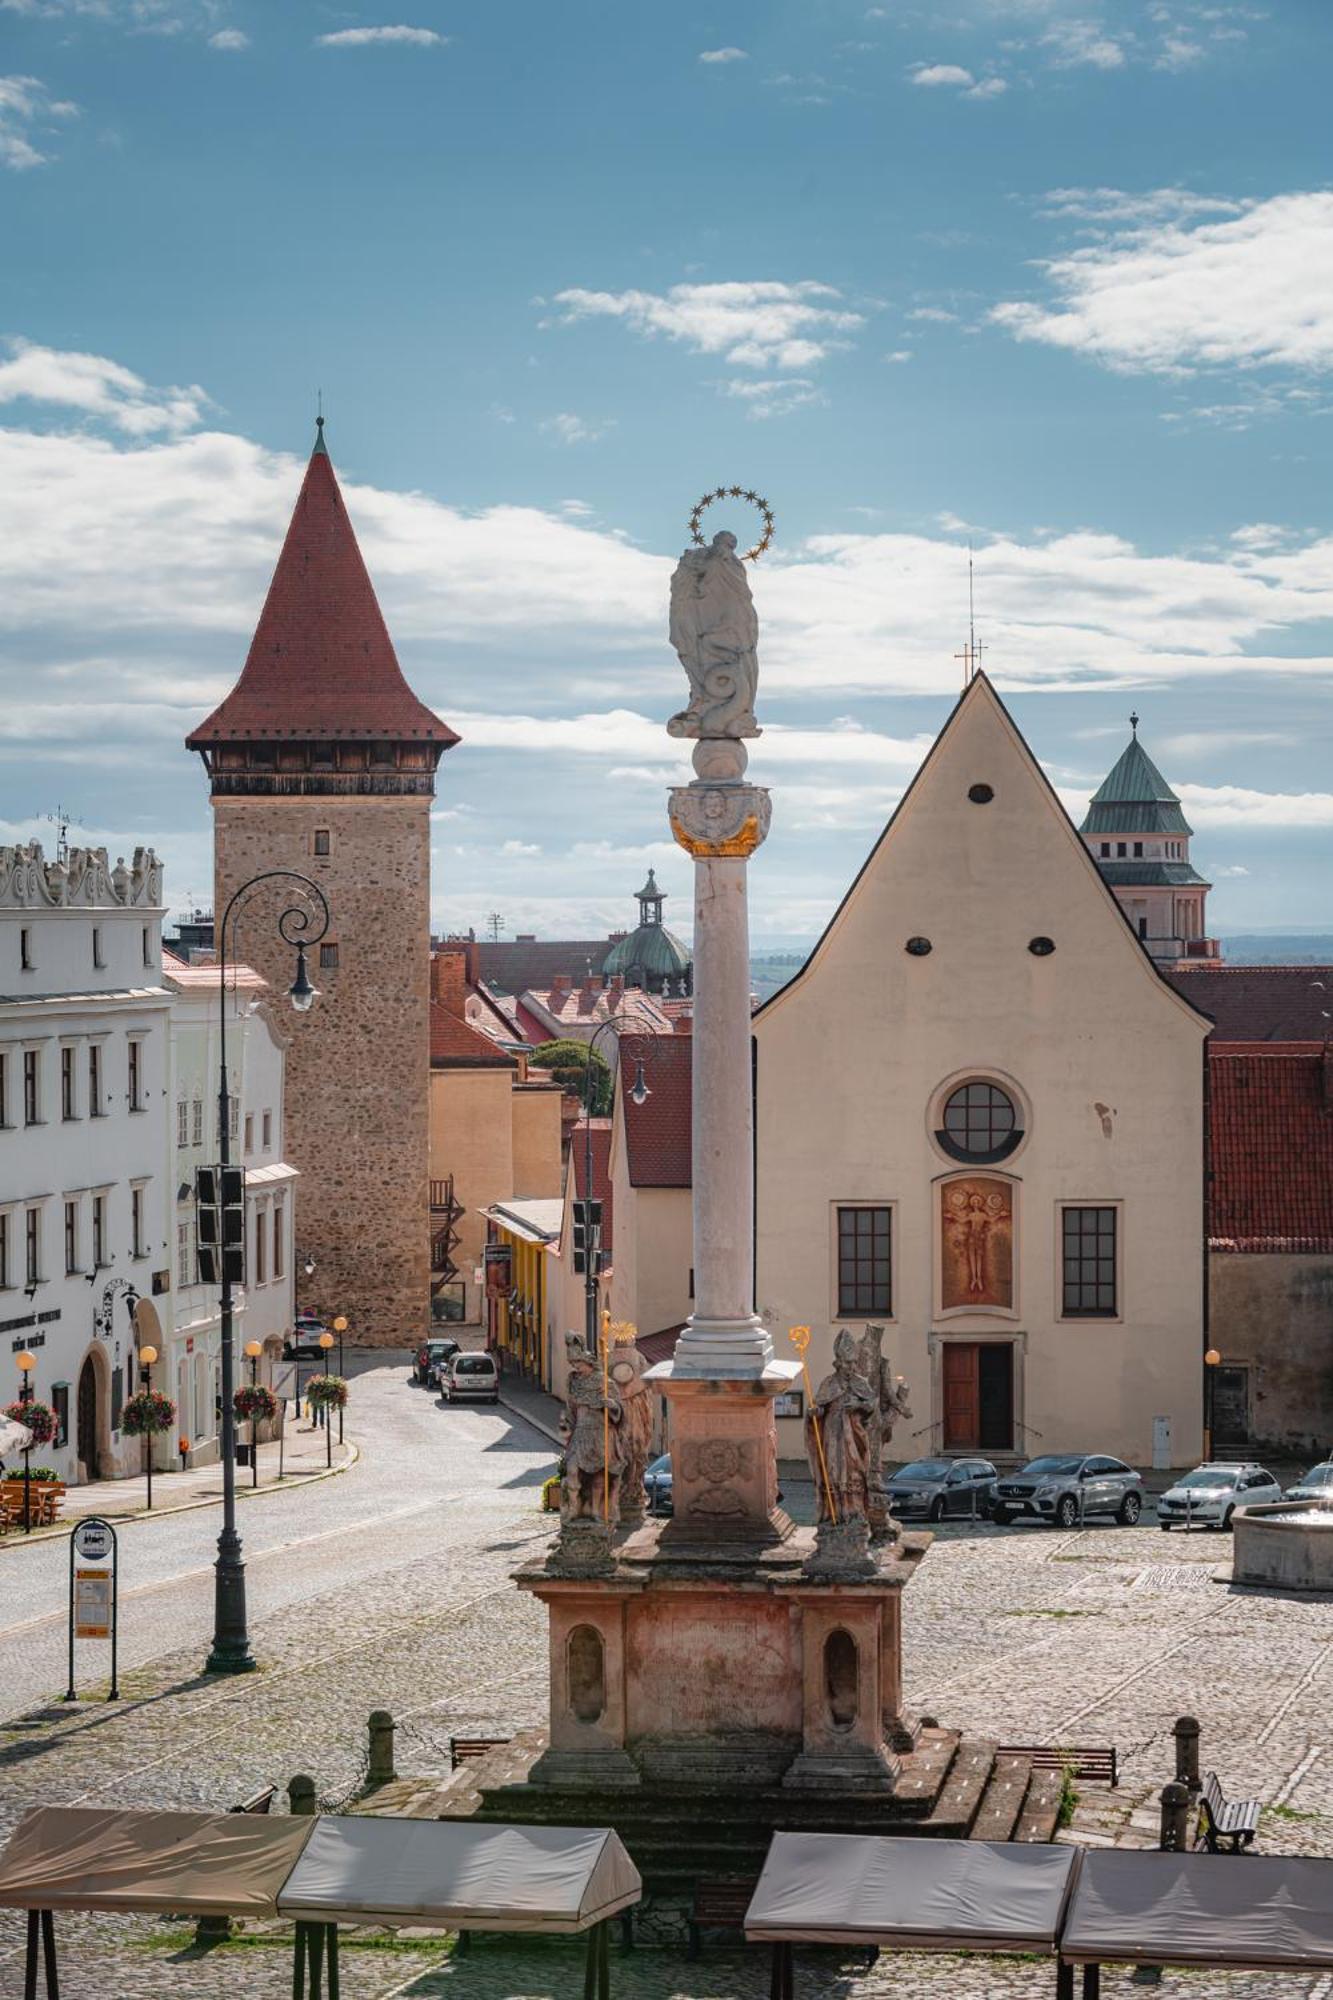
left=992, top=1453, right=1144, bottom=1528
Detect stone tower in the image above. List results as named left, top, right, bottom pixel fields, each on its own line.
left=187, top=421, right=458, bottom=1346
left=1080, top=713, right=1217, bottom=965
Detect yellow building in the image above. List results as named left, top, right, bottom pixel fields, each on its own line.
left=481, top=1198, right=564, bottom=1384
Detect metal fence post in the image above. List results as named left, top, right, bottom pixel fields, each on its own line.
left=289, top=1773, right=318, bottom=1817
left=1159, top=1780, right=1190, bottom=1851
left=368, top=1710, right=395, bottom=1786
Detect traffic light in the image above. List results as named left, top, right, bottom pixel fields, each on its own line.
left=196, top=1164, right=246, bottom=1285
left=571, top=1197, right=602, bottom=1277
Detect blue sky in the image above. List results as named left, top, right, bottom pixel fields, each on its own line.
left=1, top=0, right=1331, bottom=940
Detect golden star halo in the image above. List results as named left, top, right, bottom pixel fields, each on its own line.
left=687, top=485, right=776, bottom=562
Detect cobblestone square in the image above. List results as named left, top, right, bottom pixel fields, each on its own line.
left=1, top=1361, right=1329, bottom=1999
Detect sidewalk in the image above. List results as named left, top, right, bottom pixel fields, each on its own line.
left=495, top=1372, right=563, bottom=1449
left=3, top=1422, right=355, bottom=1542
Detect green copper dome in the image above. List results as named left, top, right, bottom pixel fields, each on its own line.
left=1080, top=721, right=1193, bottom=837
left=603, top=924, right=691, bottom=980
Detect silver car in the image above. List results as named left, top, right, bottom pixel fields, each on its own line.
left=1157, top=1462, right=1281, bottom=1530
left=992, top=1454, right=1144, bottom=1528
left=886, top=1457, right=998, bottom=1522
left=1285, top=1461, right=1333, bottom=1506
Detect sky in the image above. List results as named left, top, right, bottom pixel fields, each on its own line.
left=2, top=0, right=1332, bottom=943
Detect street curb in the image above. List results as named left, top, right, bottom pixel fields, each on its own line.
left=0, top=1439, right=360, bottom=1551
left=496, top=1389, right=563, bottom=1450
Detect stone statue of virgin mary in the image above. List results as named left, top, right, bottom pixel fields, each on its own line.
left=667, top=530, right=761, bottom=741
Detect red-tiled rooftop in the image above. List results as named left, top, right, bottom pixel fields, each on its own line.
left=1209, top=1044, right=1333, bottom=1253
left=187, top=431, right=458, bottom=748
left=430, top=1000, right=516, bottom=1068
left=1168, top=964, right=1333, bottom=1043
left=621, top=1035, right=691, bottom=1188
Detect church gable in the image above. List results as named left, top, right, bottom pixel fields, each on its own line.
left=760, top=675, right=1209, bottom=1042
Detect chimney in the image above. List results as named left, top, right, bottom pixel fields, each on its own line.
left=674, top=1009, right=693, bottom=1035
left=609, top=975, right=625, bottom=1000
left=430, top=948, right=467, bottom=1013
left=582, top=975, right=599, bottom=1001
left=516, top=932, right=537, bottom=943
left=551, top=973, right=571, bottom=998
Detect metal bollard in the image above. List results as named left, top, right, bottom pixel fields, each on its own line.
left=288, top=1773, right=318, bottom=1817
left=1173, top=1715, right=1201, bottom=1792
left=1159, top=1780, right=1190, bottom=1851
left=368, top=1710, right=396, bottom=1786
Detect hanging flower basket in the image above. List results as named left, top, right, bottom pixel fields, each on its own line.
left=121, top=1389, right=177, bottom=1438
left=5, top=1399, right=57, bottom=1449
left=305, top=1374, right=348, bottom=1411
left=234, top=1384, right=279, bottom=1425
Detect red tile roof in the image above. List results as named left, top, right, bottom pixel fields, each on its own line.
left=187, top=435, right=458, bottom=747
left=1209, top=1045, right=1333, bottom=1253
left=1167, top=965, right=1333, bottom=1043
left=572, top=1116, right=613, bottom=1256
left=636, top=1323, right=684, bottom=1365
left=622, top=1035, right=691, bottom=1188
left=430, top=1000, right=516, bottom=1068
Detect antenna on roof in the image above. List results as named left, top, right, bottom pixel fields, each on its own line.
left=46, top=803, right=70, bottom=864
left=953, top=543, right=988, bottom=687
left=485, top=912, right=505, bottom=943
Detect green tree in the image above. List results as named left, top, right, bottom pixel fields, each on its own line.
left=530, top=1039, right=613, bottom=1115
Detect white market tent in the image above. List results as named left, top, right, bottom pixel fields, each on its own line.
left=1062, top=1848, right=1333, bottom=1977
left=0, top=1807, right=311, bottom=1919
left=277, top=1817, right=641, bottom=1933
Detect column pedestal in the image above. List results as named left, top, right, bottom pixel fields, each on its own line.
left=648, top=1361, right=800, bottom=1551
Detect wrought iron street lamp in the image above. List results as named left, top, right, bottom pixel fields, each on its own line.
left=1203, top=1346, right=1221, bottom=1463
left=332, top=1317, right=348, bottom=1443
left=205, top=870, right=329, bottom=1678
left=16, top=1349, right=35, bottom=1535
left=138, top=1344, right=158, bottom=1511
left=244, top=1339, right=263, bottom=1489
left=579, top=1016, right=651, bottom=1356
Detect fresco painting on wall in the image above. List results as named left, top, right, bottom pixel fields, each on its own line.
left=942, top=1179, right=1014, bottom=1312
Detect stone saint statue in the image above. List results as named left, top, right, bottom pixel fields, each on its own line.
left=667, top=531, right=761, bottom=741
left=558, top=1332, right=627, bottom=1525
left=805, top=1329, right=876, bottom=1525
left=854, top=1325, right=913, bottom=1541
left=609, top=1339, right=654, bottom=1530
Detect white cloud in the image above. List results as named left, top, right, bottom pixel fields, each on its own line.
left=908, top=306, right=959, bottom=323
left=699, top=46, right=747, bottom=63
left=550, top=280, right=863, bottom=373
left=1039, top=186, right=1246, bottom=228
left=1041, top=20, right=1127, bottom=67
left=1177, top=784, right=1333, bottom=829
left=0, top=338, right=208, bottom=433
left=1154, top=31, right=1203, bottom=68
left=539, top=412, right=614, bottom=445
left=0, top=74, right=77, bottom=171
left=208, top=27, right=248, bottom=48
left=966, top=75, right=1009, bottom=96
left=883, top=349, right=913, bottom=363
left=718, top=376, right=825, bottom=418
left=912, top=63, right=976, bottom=86
left=992, top=191, right=1333, bottom=376
left=500, top=838, right=542, bottom=856
left=315, top=25, right=445, bottom=48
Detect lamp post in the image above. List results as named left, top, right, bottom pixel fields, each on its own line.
left=317, top=1330, right=334, bottom=1466
left=16, top=1349, right=35, bottom=1535
left=206, top=870, right=329, bottom=1679
left=244, top=1339, right=262, bottom=1489
left=332, top=1317, right=348, bottom=1443
left=579, top=1017, right=651, bottom=1356
left=1203, top=1346, right=1221, bottom=1463
left=138, top=1344, right=158, bottom=1510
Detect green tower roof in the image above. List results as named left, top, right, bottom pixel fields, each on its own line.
left=1080, top=720, right=1192, bottom=837
left=603, top=924, right=691, bottom=980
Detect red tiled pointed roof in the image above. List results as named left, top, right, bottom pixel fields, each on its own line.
left=430, top=999, right=516, bottom=1068
left=621, top=1035, right=692, bottom=1188
left=187, top=432, right=458, bottom=747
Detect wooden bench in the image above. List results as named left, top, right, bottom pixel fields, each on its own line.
left=998, top=1744, right=1118, bottom=1788
left=230, top=1786, right=276, bottom=1815
left=687, top=1878, right=758, bottom=1959
left=449, top=1735, right=511, bottom=1770
left=1195, top=1770, right=1259, bottom=1853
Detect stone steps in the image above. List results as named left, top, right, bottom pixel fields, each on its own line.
left=969, top=1756, right=1033, bottom=1843
left=1013, top=1766, right=1067, bottom=1844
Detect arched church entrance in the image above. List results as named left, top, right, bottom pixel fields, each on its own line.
left=77, top=1354, right=100, bottom=1481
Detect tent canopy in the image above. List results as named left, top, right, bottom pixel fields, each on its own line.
left=0, top=1808, right=313, bottom=1919
left=277, top=1819, right=641, bottom=1934
left=1062, top=1850, right=1333, bottom=1970
left=744, top=1833, right=1078, bottom=1952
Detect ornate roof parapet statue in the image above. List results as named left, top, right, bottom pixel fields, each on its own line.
left=667, top=531, right=761, bottom=748
left=0, top=840, right=164, bottom=912
left=804, top=1328, right=879, bottom=1578
left=854, top=1324, right=913, bottom=1544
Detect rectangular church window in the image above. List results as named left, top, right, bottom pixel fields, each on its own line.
left=836, top=1205, right=892, bottom=1315
left=1061, top=1206, right=1117, bottom=1316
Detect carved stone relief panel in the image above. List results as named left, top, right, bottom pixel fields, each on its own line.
left=941, top=1176, right=1014, bottom=1312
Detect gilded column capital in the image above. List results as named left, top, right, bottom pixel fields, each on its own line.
left=669, top=781, right=771, bottom=860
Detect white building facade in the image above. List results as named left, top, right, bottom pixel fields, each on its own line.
left=754, top=678, right=1210, bottom=1471
left=164, top=953, right=299, bottom=1464
left=0, top=843, right=171, bottom=1483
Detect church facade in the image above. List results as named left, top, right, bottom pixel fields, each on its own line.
left=754, top=676, right=1210, bottom=1469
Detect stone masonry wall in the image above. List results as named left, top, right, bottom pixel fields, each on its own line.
left=213, top=795, right=431, bottom=1348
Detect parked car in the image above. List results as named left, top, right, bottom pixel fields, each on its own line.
left=644, top=1452, right=673, bottom=1515
left=412, top=1338, right=456, bottom=1386
left=284, top=1315, right=330, bottom=1361
left=992, top=1454, right=1144, bottom=1528
left=886, top=1457, right=998, bottom=1522
left=441, top=1352, right=499, bottom=1404
left=1286, top=1461, right=1333, bottom=1506
left=427, top=1339, right=461, bottom=1389
left=1157, top=1462, right=1281, bottom=1531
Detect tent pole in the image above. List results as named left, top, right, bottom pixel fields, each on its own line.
left=309, top=1920, right=324, bottom=1999
left=1057, top=1962, right=1073, bottom=1999
left=1083, top=1968, right=1101, bottom=1999
left=770, top=1940, right=793, bottom=2000
left=293, top=1922, right=305, bottom=2000
left=326, top=1924, right=340, bottom=2000
left=583, top=1923, right=598, bottom=2000
left=40, top=1911, right=58, bottom=2000
left=24, top=1910, right=37, bottom=2000
left=599, top=1918, right=610, bottom=2000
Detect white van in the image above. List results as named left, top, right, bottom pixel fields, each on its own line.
left=442, top=1352, right=500, bottom=1405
